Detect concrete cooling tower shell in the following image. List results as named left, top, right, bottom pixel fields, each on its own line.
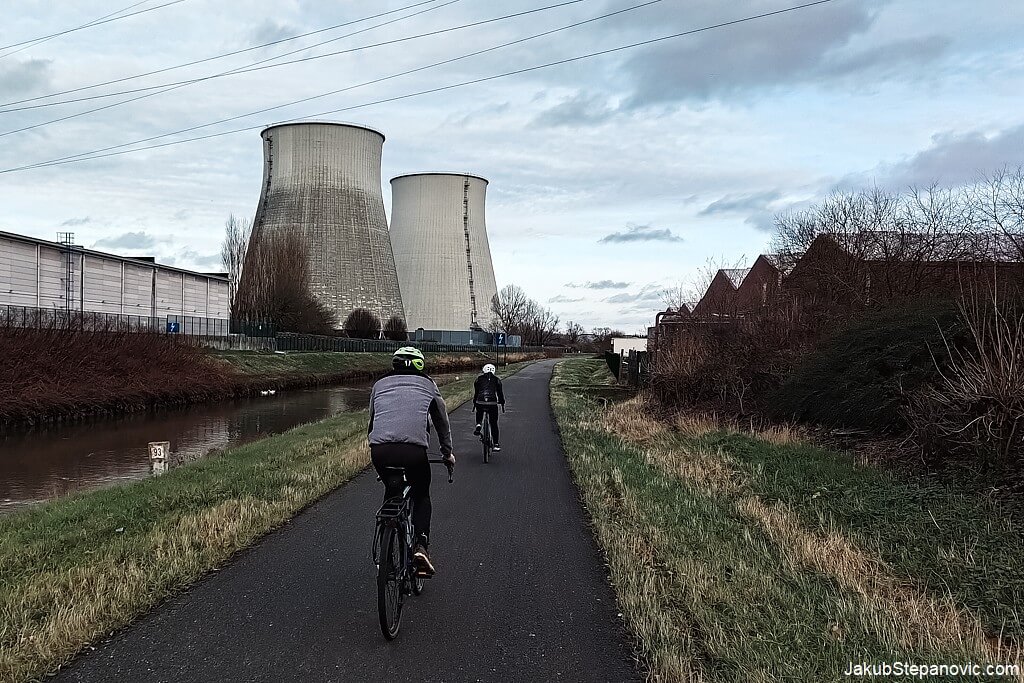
left=247, top=122, right=404, bottom=326
left=389, top=173, right=498, bottom=331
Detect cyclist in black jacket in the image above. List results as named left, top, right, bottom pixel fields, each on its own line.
left=472, top=363, right=505, bottom=451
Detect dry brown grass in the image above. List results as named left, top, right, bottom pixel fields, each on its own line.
left=753, top=423, right=806, bottom=446
left=602, top=396, right=670, bottom=444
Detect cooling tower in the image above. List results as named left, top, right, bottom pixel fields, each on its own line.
left=244, top=121, right=404, bottom=326
left=389, top=173, right=498, bottom=331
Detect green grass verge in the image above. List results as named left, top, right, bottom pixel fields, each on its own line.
left=551, top=358, right=1023, bottom=681
left=0, top=361, right=534, bottom=682
left=215, top=350, right=516, bottom=378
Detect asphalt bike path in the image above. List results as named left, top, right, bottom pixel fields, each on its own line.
left=56, top=359, right=639, bottom=682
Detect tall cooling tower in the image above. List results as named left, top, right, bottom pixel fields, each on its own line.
left=244, top=121, right=404, bottom=326
left=389, top=173, right=498, bottom=331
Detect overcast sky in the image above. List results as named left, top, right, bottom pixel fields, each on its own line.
left=1, top=0, right=1022, bottom=331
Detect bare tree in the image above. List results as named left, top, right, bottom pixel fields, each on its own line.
left=521, top=300, right=560, bottom=346
left=233, top=230, right=336, bottom=333
left=975, top=166, right=1024, bottom=262
left=563, top=320, right=584, bottom=345
left=220, top=213, right=251, bottom=314
left=490, top=284, right=531, bottom=334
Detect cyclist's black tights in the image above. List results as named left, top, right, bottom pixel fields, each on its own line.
left=370, top=443, right=431, bottom=546
left=475, top=404, right=500, bottom=443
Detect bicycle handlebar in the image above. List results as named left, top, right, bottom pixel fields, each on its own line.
left=428, top=457, right=455, bottom=483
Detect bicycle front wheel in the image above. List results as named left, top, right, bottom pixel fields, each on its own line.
left=377, top=523, right=404, bottom=640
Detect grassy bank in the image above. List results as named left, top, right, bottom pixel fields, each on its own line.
left=0, top=361, right=534, bottom=682
left=551, top=358, right=1024, bottom=681
left=218, top=350, right=540, bottom=385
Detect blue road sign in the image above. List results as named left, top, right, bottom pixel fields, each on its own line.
left=496, top=332, right=506, bottom=346
left=167, top=321, right=180, bottom=333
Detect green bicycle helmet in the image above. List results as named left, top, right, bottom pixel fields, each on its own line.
left=393, top=346, right=425, bottom=372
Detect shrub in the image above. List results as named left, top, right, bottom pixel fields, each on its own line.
left=382, top=315, right=407, bottom=342
left=650, top=315, right=802, bottom=415
left=767, top=301, right=963, bottom=432
left=0, top=325, right=233, bottom=424
left=344, top=308, right=380, bottom=339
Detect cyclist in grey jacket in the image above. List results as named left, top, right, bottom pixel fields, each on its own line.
left=368, top=347, right=455, bottom=576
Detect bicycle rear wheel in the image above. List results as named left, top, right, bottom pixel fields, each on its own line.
left=481, top=419, right=491, bottom=463
left=377, top=523, right=404, bottom=639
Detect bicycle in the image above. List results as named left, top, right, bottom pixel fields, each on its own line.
left=372, top=457, right=453, bottom=640
left=477, top=403, right=504, bottom=464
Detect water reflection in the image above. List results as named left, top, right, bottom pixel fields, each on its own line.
left=0, top=383, right=371, bottom=512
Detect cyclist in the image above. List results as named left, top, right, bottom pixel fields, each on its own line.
left=472, top=363, right=505, bottom=451
left=368, top=347, right=455, bottom=577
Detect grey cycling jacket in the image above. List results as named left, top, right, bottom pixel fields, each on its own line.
left=368, top=370, right=454, bottom=456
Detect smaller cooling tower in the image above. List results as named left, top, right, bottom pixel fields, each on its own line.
left=389, top=173, right=498, bottom=331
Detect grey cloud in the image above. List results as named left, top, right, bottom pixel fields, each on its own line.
left=250, top=20, right=297, bottom=45
left=620, top=0, right=944, bottom=105
left=548, top=295, right=584, bottom=303
left=745, top=213, right=779, bottom=233
left=820, top=35, right=951, bottom=78
left=700, top=189, right=783, bottom=233
left=172, top=209, right=191, bottom=222
left=534, top=92, right=616, bottom=127
left=871, top=124, right=1024, bottom=189
left=166, top=249, right=222, bottom=270
left=604, top=285, right=664, bottom=304
left=93, top=231, right=157, bottom=250
left=60, top=216, right=91, bottom=227
left=447, top=101, right=511, bottom=128
left=566, top=280, right=631, bottom=290
left=0, top=58, right=52, bottom=96
left=700, top=191, right=781, bottom=216
left=599, top=224, right=682, bottom=244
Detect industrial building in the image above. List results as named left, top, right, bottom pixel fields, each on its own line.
left=0, top=230, right=230, bottom=322
left=241, top=121, right=405, bottom=327
left=389, top=173, right=498, bottom=332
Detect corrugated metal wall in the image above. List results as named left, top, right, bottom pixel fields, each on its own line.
left=389, top=173, right=498, bottom=331
left=0, top=233, right=229, bottom=319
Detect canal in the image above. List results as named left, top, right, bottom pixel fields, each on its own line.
left=0, top=382, right=373, bottom=513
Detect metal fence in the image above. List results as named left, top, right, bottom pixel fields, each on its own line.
left=276, top=332, right=547, bottom=354
left=0, top=304, right=230, bottom=337
left=0, top=304, right=554, bottom=355
left=616, top=350, right=649, bottom=388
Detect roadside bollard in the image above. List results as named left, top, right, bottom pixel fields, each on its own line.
left=149, top=441, right=170, bottom=475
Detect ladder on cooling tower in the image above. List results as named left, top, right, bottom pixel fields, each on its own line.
left=462, top=176, right=478, bottom=327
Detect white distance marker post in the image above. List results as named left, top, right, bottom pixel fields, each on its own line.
left=149, top=441, right=170, bottom=475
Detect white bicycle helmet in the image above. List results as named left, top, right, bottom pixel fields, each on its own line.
left=482, top=363, right=496, bottom=374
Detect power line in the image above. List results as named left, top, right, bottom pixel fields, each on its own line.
left=0, top=0, right=443, bottom=106
left=0, top=0, right=189, bottom=52
left=0, top=0, right=837, bottom=175
left=0, top=0, right=157, bottom=60
left=0, top=0, right=590, bottom=138
left=0, top=0, right=588, bottom=114
left=16, top=0, right=663, bottom=168
left=0, top=0, right=468, bottom=137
